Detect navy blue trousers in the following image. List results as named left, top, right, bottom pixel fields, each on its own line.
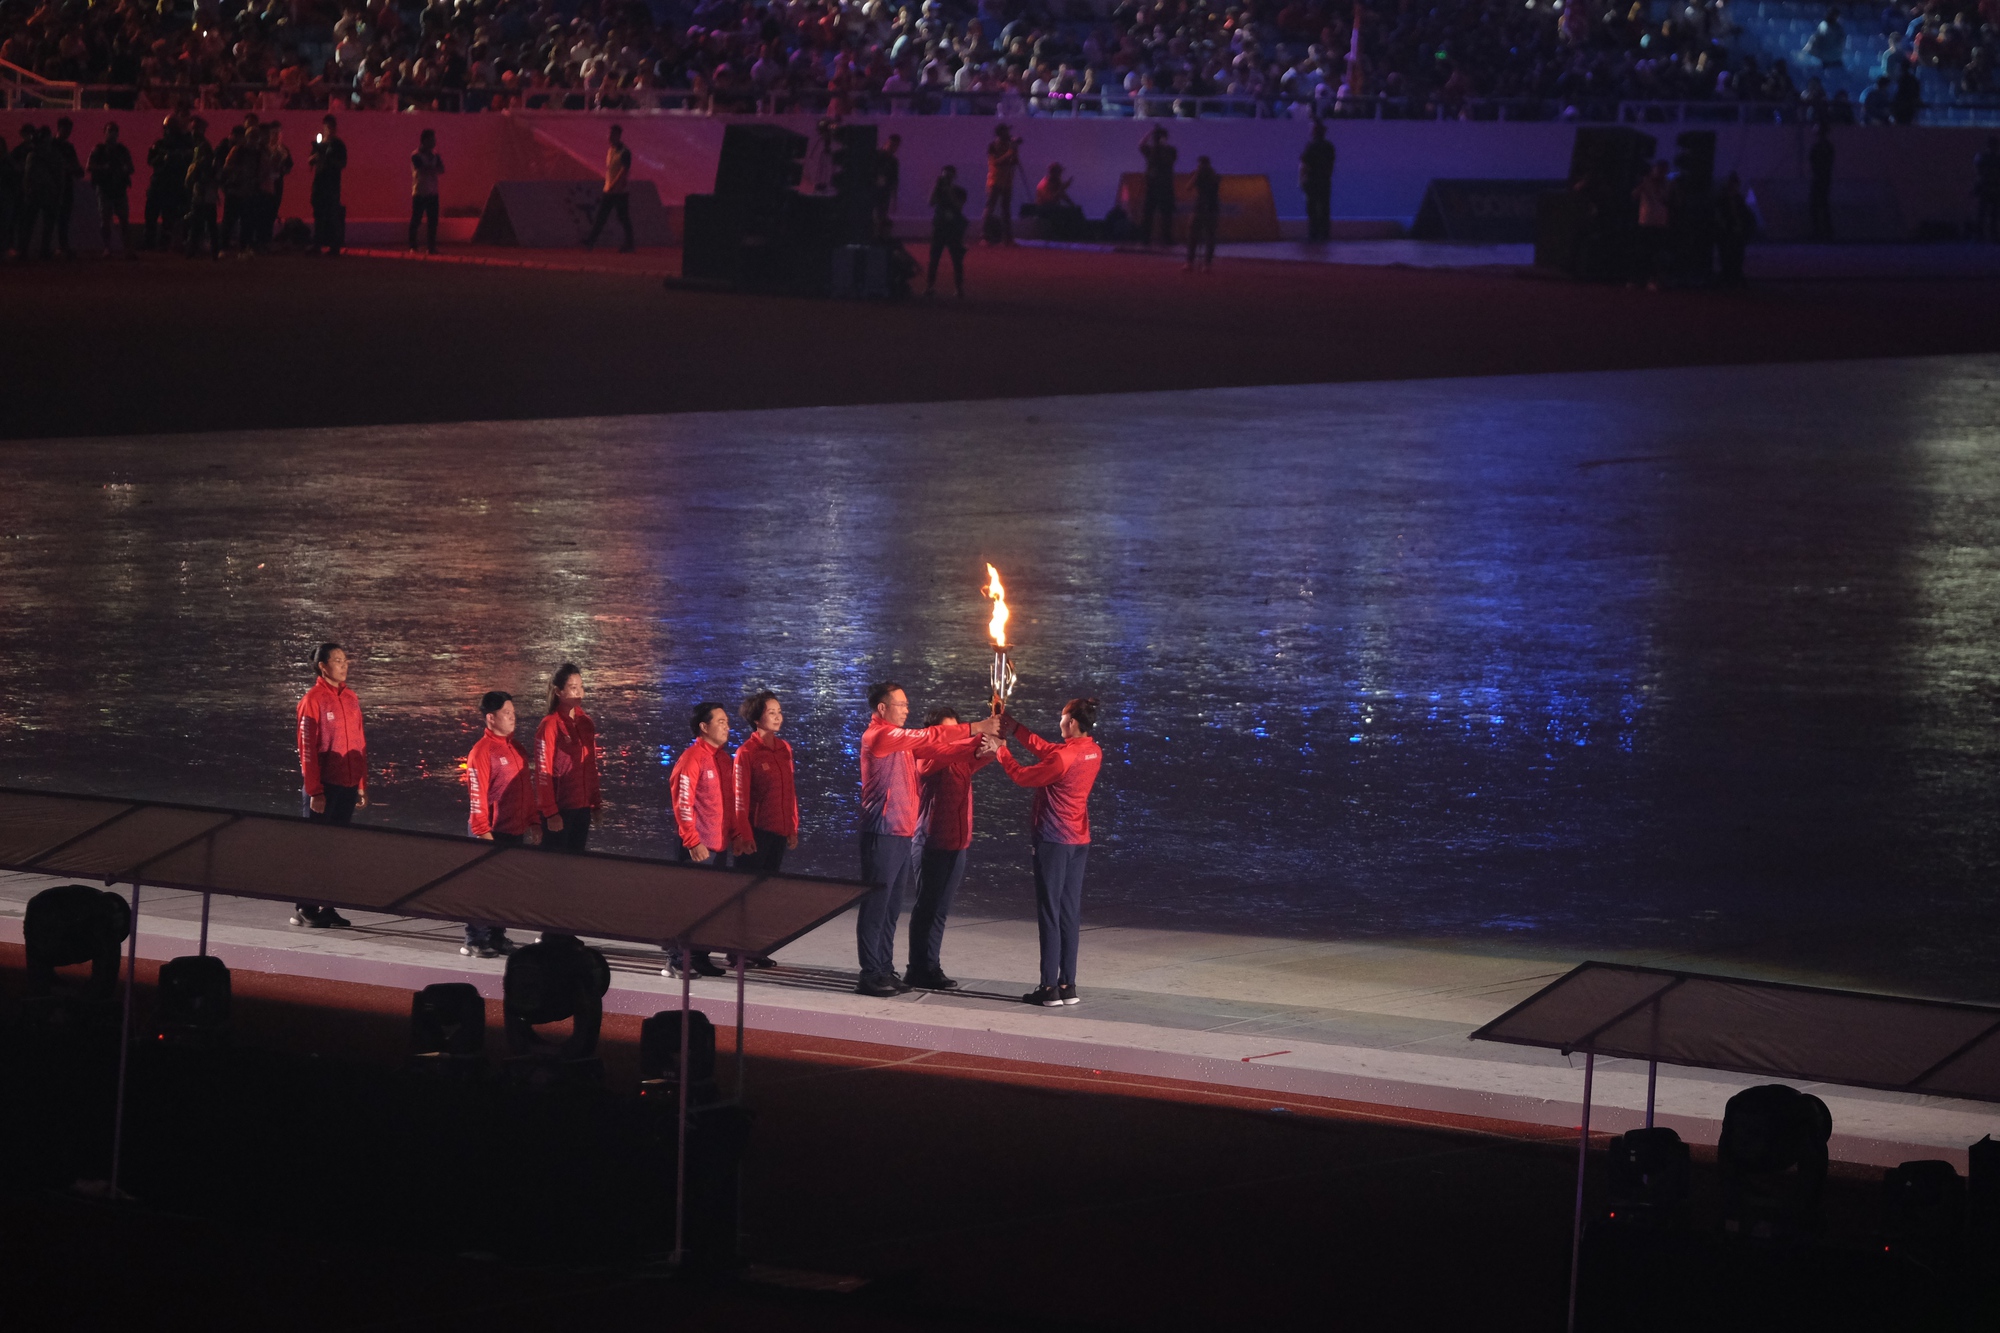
left=857, top=832, right=916, bottom=981
left=1033, top=841, right=1089, bottom=989
left=909, top=846, right=966, bottom=975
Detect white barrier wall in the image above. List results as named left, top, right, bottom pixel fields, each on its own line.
left=7, top=108, right=1991, bottom=237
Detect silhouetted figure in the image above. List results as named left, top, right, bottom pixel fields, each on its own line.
left=583, top=124, right=634, bottom=252
left=309, top=114, right=347, bottom=255
left=144, top=113, right=191, bottom=250
left=1300, top=120, right=1336, bottom=241
left=1139, top=125, right=1177, bottom=245
left=88, top=122, right=136, bottom=257
left=409, top=128, right=443, bottom=254
left=926, top=164, right=968, bottom=297
left=1185, top=154, right=1220, bottom=271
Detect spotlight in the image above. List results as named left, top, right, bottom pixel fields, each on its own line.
left=1883, top=1159, right=1965, bottom=1259
left=155, top=955, right=231, bottom=1047
left=1603, top=1125, right=1691, bottom=1229
left=23, top=884, right=131, bottom=1003
left=501, top=937, right=610, bottom=1084
left=411, top=981, right=486, bottom=1075
left=1718, top=1084, right=1832, bottom=1242
left=639, top=1008, right=719, bottom=1109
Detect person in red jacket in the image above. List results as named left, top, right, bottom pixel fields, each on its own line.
left=293, top=641, right=366, bottom=930
left=982, top=696, right=1103, bottom=1008
left=733, top=689, right=797, bottom=875
left=854, top=681, right=999, bottom=997
left=907, top=706, right=993, bottom=990
left=462, top=690, right=529, bottom=958
left=665, top=700, right=736, bottom=978
left=534, top=662, right=601, bottom=854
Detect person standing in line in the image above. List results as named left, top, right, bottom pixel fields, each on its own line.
left=259, top=122, right=292, bottom=251
left=665, top=701, right=737, bottom=979
left=906, top=706, right=993, bottom=991
left=855, top=682, right=998, bottom=997
left=87, top=122, right=136, bottom=259
left=981, top=697, right=1103, bottom=1008
left=218, top=117, right=262, bottom=255
left=1299, top=119, right=1335, bottom=242
left=144, top=113, right=190, bottom=251
left=48, top=116, right=82, bottom=258
left=410, top=127, right=444, bottom=254
left=184, top=124, right=221, bottom=260
left=294, top=642, right=366, bottom=930
left=1973, top=135, right=2000, bottom=243
left=309, top=114, right=347, bottom=256
left=981, top=122, right=1021, bottom=245
left=1184, top=153, right=1221, bottom=272
left=533, top=662, right=600, bottom=853
left=461, top=691, right=527, bottom=959
left=582, top=123, right=635, bottom=252
left=925, top=163, right=968, bottom=297
left=873, top=131, right=902, bottom=236
left=1138, top=125, right=1178, bottom=246
left=733, top=690, right=798, bottom=876
left=1809, top=123, right=1835, bottom=243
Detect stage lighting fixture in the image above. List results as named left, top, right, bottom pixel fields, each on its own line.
left=155, top=955, right=231, bottom=1046
left=1603, top=1126, right=1691, bottom=1228
left=501, top=937, right=610, bottom=1081
left=23, top=883, right=131, bottom=1001
left=1883, top=1159, right=1966, bottom=1257
left=1719, top=1083, right=1832, bottom=1242
left=411, top=981, right=486, bottom=1073
left=639, top=1009, right=719, bottom=1108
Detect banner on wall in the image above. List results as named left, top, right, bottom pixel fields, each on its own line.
left=1113, top=172, right=1280, bottom=242
left=1410, top=178, right=1566, bottom=242
left=472, top=179, right=676, bottom=247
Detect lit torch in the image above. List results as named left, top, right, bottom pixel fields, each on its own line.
left=984, top=563, right=1018, bottom=716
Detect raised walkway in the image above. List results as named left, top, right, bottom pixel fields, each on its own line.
left=4, top=868, right=1993, bottom=1169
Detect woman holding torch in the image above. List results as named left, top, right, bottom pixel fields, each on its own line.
left=981, top=697, right=1103, bottom=1008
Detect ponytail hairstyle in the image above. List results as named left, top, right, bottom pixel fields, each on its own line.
left=741, top=689, right=780, bottom=728
left=547, top=662, right=581, bottom=715
left=1063, top=697, right=1100, bottom=735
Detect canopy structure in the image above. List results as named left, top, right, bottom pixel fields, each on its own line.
left=1469, top=960, right=2000, bottom=1105
left=0, top=786, right=870, bottom=957
left=1472, top=961, right=2000, bottom=1332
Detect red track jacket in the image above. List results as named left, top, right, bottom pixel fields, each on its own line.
left=917, top=735, right=993, bottom=853
left=669, top=737, right=734, bottom=851
left=297, top=677, right=366, bottom=798
left=533, top=706, right=601, bottom=820
left=860, top=716, right=970, bottom=838
left=996, top=723, right=1102, bottom=845
left=465, top=731, right=532, bottom=838
left=734, top=730, right=799, bottom=839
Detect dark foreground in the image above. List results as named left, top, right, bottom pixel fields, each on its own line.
left=4, top=245, right=2000, bottom=439
left=4, top=950, right=1994, bottom=1332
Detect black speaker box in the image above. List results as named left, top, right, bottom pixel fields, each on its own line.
left=412, top=981, right=486, bottom=1057
left=715, top=123, right=807, bottom=200
left=641, top=1008, right=717, bottom=1083
left=157, top=954, right=231, bottom=1036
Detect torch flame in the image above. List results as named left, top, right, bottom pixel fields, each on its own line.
left=984, top=563, right=1009, bottom=649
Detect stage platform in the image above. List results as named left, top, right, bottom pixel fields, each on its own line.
left=5, top=868, right=1991, bottom=1170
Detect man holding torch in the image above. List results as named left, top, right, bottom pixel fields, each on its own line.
left=857, top=682, right=1000, bottom=997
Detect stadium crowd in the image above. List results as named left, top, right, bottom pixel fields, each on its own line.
left=2, top=0, right=1994, bottom=120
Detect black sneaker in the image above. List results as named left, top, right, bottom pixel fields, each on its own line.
left=1059, top=985, right=1080, bottom=1006
left=905, top=970, right=960, bottom=991
left=477, top=943, right=502, bottom=960
left=857, top=974, right=902, bottom=998
left=1023, top=986, right=1063, bottom=1008
left=691, top=953, right=726, bottom=978
left=317, top=908, right=352, bottom=929
left=490, top=935, right=519, bottom=956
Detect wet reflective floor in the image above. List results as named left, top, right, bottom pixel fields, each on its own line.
left=4, top=355, right=1999, bottom=998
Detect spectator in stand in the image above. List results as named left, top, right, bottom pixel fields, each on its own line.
left=1810, top=123, right=1836, bottom=241
left=1300, top=119, right=1336, bottom=242
left=145, top=114, right=191, bottom=252
left=1802, top=8, right=1848, bottom=69
left=582, top=123, right=634, bottom=252
left=1862, top=74, right=1894, bottom=123
left=1184, top=153, right=1221, bottom=273
left=309, top=115, right=347, bottom=257
left=48, top=117, right=82, bottom=259
left=87, top=123, right=136, bottom=260
left=925, top=162, right=968, bottom=297
left=410, top=127, right=444, bottom=254
left=1974, top=136, right=2000, bottom=243
left=981, top=122, right=1021, bottom=246
left=1139, top=125, right=1177, bottom=247
left=1892, top=62, right=1923, bottom=123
